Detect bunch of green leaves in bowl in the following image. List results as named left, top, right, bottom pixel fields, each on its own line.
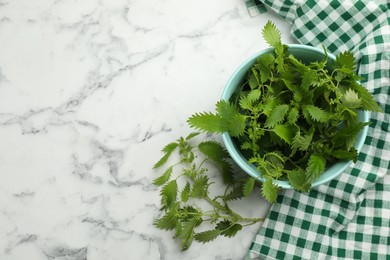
left=152, top=21, right=382, bottom=250
left=187, top=21, right=382, bottom=202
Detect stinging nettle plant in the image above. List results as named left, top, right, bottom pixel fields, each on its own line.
left=153, top=21, right=382, bottom=250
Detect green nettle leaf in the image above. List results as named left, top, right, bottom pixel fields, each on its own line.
left=248, top=89, right=262, bottom=102
left=154, top=209, right=178, bottom=230
left=161, top=180, right=178, bottom=208
left=194, top=229, right=221, bottom=243
left=191, top=175, right=209, bottom=198
left=216, top=100, right=239, bottom=119
left=216, top=220, right=243, bottom=238
left=332, top=122, right=370, bottom=150
left=287, top=168, right=311, bottom=192
left=258, top=53, right=275, bottom=67
left=153, top=142, right=178, bottom=168
left=265, top=104, right=289, bottom=128
left=287, top=54, right=306, bottom=72
left=287, top=106, right=299, bottom=125
left=273, top=124, right=295, bottom=144
left=341, top=88, right=361, bottom=109
left=350, top=82, right=382, bottom=112
left=228, top=114, right=247, bottom=137
left=198, top=141, right=229, bottom=161
left=275, top=46, right=286, bottom=73
left=187, top=112, right=228, bottom=133
left=262, top=178, right=278, bottom=203
left=335, top=50, right=356, bottom=71
left=291, top=129, right=313, bottom=154
left=332, top=148, right=358, bottom=163
left=185, top=132, right=200, bottom=141
left=304, top=105, right=330, bottom=123
left=180, top=217, right=202, bottom=251
left=306, top=154, right=326, bottom=181
left=257, top=54, right=275, bottom=83
left=239, top=95, right=253, bottom=110
left=223, top=185, right=244, bottom=201
left=241, top=142, right=252, bottom=150
left=301, top=69, right=318, bottom=91
left=262, top=20, right=281, bottom=47
left=181, top=182, right=191, bottom=203
left=262, top=95, right=278, bottom=116
left=248, top=71, right=260, bottom=89
left=219, top=160, right=235, bottom=185
left=242, top=177, right=256, bottom=197
left=153, top=166, right=173, bottom=186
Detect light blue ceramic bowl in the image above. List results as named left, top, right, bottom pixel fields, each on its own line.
left=221, top=44, right=369, bottom=189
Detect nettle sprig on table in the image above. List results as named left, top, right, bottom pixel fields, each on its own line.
left=153, top=132, right=263, bottom=251
left=153, top=21, right=382, bottom=250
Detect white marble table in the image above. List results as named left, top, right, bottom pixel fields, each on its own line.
left=0, top=1, right=294, bottom=259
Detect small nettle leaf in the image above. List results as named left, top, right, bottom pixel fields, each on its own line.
left=304, top=105, right=330, bottom=123
left=198, top=140, right=229, bottom=162
left=275, top=46, right=286, bottom=73
left=257, top=53, right=275, bottom=67
left=291, top=128, right=314, bottom=154
left=306, top=154, right=326, bottom=181
left=265, top=104, right=289, bottom=128
left=242, top=177, right=256, bottom=197
left=335, top=50, right=356, bottom=71
left=181, top=181, right=191, bottom=203
left=262, top=95, right=279, bottom=116
left=161, top=180, right=178, bottom=208
left=287, top=168, right=311, bottom=192
left=216, top=100, right=240, bottom=120
left=154, top=208, right=178, bottom=230
left=350, top=82, right=382, bottom=112
left=334, top=71, right=347, bottom=83
left=187, top=112, right=228, bottom=133
left=223, top=185, right=244, bottom=201
left=332, top=122, right=370, bottom=150
left=239, top=94, right=253, bottom=110
left=248, top=67, right=260, bottom=89
left=216, top=220, right=243, bottom=238
left=257, top=54, right=275, bottom=83
left=247, top=89, right=262, bottom=102
left=332, top=148, right=358, bottom=163
left=301, top=69, right=318, bottom=91
left=180, top=217, right=202, bottom=251
left=248, top=71, right=260, bottom=89
left=153, top=142, right=178, bottom=169
left=287, top=54, right=306, bottom=71
left=273, top=124, right=295, bottom=144
left=194, top=229, right=221, bottom=243
left=241, top=142, right=252, bottom=150
left=260, top=66, right=272, bottom=83
left=262, top=20, right=281, bottom=47
left=185, top=132, right=200, bottom=141
left=287, top=107, right=299, bottom=125
left=262, top=178, right=278, bottom=203
left=153, top=166, right=173, bottom=186
left=229, top=114, right=247, bottom=137
left=341, top=88, right=361, bottom=109
left=219, top=160, right=235, bottom=185
left=191, top=175, right=209, bottom=198
left=163, top=142, right=179, bottom=153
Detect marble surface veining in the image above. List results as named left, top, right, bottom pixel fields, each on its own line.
left=0, top=1, right=294, bottom=259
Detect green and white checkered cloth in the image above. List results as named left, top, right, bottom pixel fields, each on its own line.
left=245, top=1, right=390, bottom=259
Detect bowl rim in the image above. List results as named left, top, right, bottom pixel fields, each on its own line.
left=221, top=44, right=369, bottom=189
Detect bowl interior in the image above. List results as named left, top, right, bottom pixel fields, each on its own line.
left=221, top=44, right=369, bottom=189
